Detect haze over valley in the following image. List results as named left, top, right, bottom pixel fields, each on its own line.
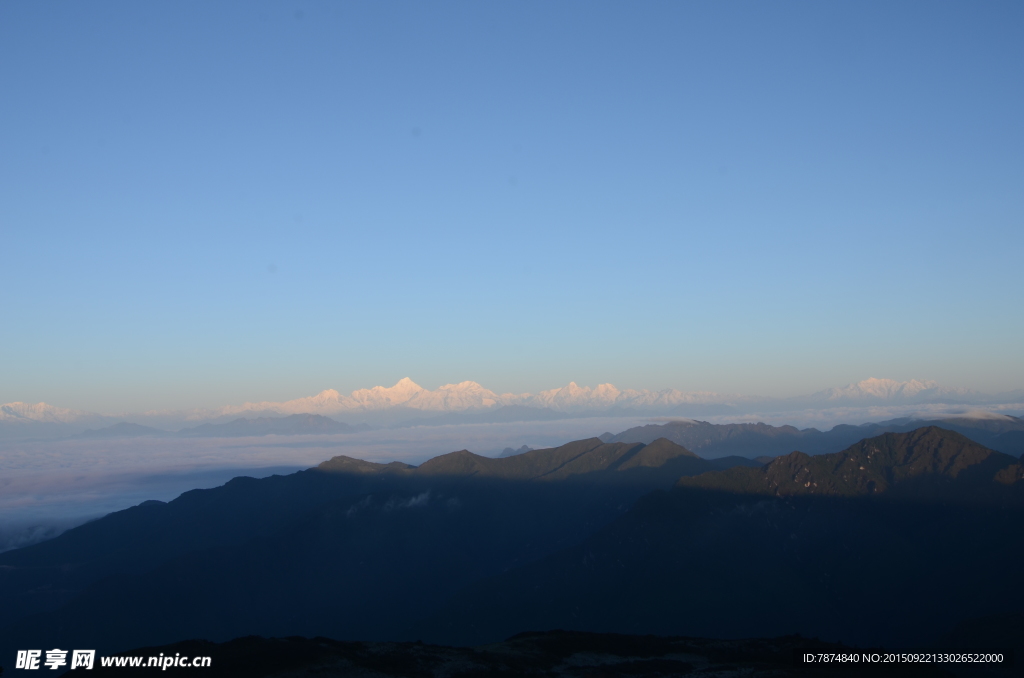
left=3, top=376, right=1022, bottom=554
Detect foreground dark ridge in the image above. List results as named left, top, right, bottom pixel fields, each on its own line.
left=419, top=428, right=1024, bottom=647
left=0, top=437, right=746, bottom=658
left=1, top=427, right=1021, bottom=662
left=86, top=631, right=955, bottom=677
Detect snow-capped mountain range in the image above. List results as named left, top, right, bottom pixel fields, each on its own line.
left=0, top=401, right=92, bottom=424
left=199, top=378, right=739, bottom=418
left=808, top=378, right=974, bottom=403
left=161, top=377, right=1014, bottom=419
left=3, top=378, right=1022, bottom=439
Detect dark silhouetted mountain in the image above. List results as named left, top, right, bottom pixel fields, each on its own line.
left=677, top=427, right=1024, bottom=501
left=175, top=414, right=368, bottom=437
left=607, top=419, right=870, bottom=458
left=413, top=438, right=758, bottom=486
left=72, top=422, right=169, bottom=438
left=0, top=436, right=743, bottom=658
left=608, top=415, right=1024, bottom=459
left=415, top=438, right=684, bottom=479
left=315, top=456, right=415, bottom=474
left=499, top=445, right=533, bottom=457
left=85, top=631, right=950, bottom=677
left=422, top=428, right=1024, bottom=649
left=3, top=427, right=1018, bottom=662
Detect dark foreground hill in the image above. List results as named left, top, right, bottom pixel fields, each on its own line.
left=0, top=438, right=746, bottom=659
left=1, top=427, right=1020, bottom=667
left=85, top=631, right=954, bottom=678
left=420, top=429, right=1024, bottom=649
left=609, top=415, right=1024, bottom=459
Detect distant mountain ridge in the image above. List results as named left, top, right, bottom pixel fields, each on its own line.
left=203, top=376, right=1009, bottom=417
left=0, top=401, right=94, bottom=423
left=808, top=377, right=973, bottom=402
left=3, top=377, right=1022, bottom=440
left=499, top=445, right=533, bottom=458
left=608, top=414, right=1024, bottom=459
left=205, top=378, right=740, bottom=417
left=64, top=412, right=1024, bottom=454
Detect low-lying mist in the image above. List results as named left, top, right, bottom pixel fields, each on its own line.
left=0, top=417, right=649, bottom=552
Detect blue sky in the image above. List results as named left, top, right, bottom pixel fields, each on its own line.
left=2, top=1, right=1022, bottom=412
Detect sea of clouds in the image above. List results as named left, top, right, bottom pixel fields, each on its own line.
left=0, top=416, right=652, bottom=552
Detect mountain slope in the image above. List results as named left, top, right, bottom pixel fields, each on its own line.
left=677, top=426, right=1022, bottom=500
left=0, top=436, right=738, bottom=658
left=422, top=427, right=1024, bottom=648
left=409, top=437, right=754, bottom=486
left=417, top=438, right=695, bottom=479
left=4, top=427, right=1018, bottom=658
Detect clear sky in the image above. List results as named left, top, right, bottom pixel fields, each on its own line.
left=2, top=1, right=1022, bottom=413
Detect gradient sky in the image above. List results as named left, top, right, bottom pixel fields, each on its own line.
left=2, top=1, right=1022, bottom=413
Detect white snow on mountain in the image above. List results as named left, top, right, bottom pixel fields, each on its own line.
left=212, top=378, right=500, bottom=416
left=349, top=377, right=428, bottom=409
left=0, top=402, right=97, bottom=424
left=200, top=379, right=749, bottom=416
left=223, top=377, right=430, bottom=416
left=531, top=382, right=623, bottom=411
left=191, top=376, right=997, bottom=418
left=2, top=377, right=1018, bottom=434
left=411, top=381, right=503, bottom=410
left=806, top=378, right=977, bottom=403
